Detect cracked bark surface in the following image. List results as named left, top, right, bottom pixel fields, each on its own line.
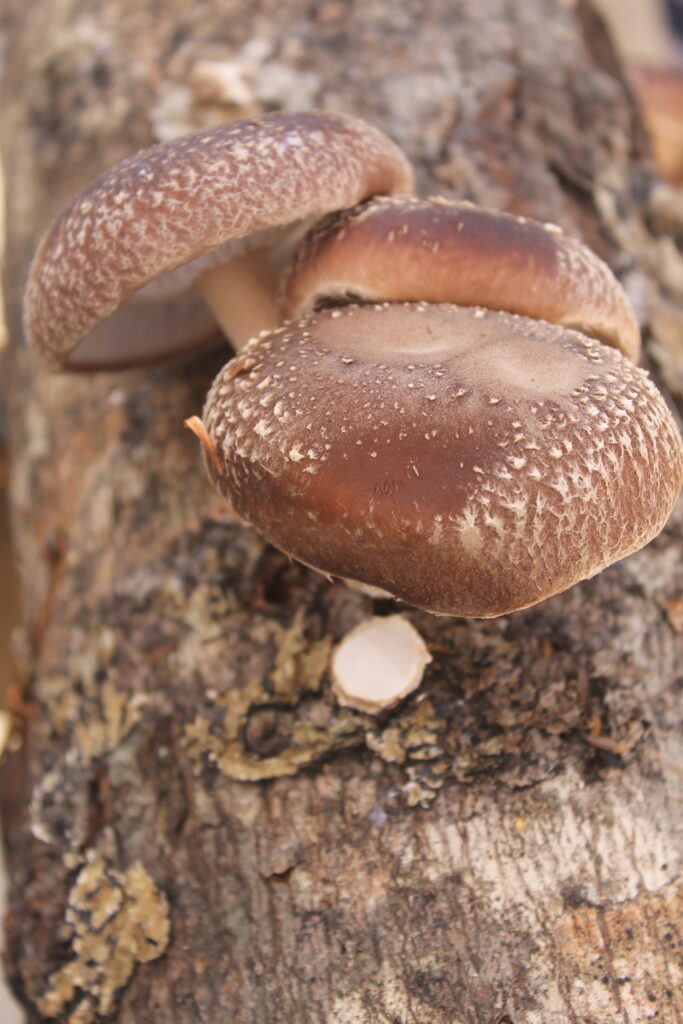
left=1, top=0, right=683, bottom=1021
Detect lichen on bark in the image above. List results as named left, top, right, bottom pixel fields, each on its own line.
left=36, top=852, right=170, bottom=1024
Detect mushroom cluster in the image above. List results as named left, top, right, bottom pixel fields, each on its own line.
left=24, top=112, right=683, bottom=618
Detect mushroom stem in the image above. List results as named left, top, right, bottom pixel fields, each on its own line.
left=195, top=249, right=279, bottom=351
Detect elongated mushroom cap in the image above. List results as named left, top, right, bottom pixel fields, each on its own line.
left=198, top=302, right=683, bottom=618
left=24, top=112, right=413, bottom=369
left=282, top=195, right=641, bottom=362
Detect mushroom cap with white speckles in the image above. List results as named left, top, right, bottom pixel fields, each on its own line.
left=24, top=111, right=414, bottom=370
left=281, top=195, right=641, bottom=362
left=200, top=302, right=682, bottom=618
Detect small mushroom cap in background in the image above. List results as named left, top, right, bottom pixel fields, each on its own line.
left=200, top=302, right=683, bottom=618
left=281, top=195, right=641, bottom=363
left=23, top=111, right=413, bottom=370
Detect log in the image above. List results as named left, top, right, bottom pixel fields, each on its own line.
left=2, top=1, right=683, bottom=1021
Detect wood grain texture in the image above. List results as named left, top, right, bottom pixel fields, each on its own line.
left=1, top=1, right=683, bottom=1022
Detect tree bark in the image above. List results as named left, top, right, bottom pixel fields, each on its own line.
left=2, top=1, right=683, bottom=1021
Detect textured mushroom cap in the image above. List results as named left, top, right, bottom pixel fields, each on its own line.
left=201, top=302, right=683, bottom=618
left=24, top=111, right=414, bottom=369
left=281, top=195, right=641, bottom=362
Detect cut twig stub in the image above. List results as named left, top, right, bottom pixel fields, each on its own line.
left=330, top=615, right=432, bottom=714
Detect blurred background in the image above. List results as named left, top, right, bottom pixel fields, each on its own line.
left=1, top=153, right=19, bottom=751
left=596, top=0, right=682, bottom=63
left=596, top=0, right=683, bottom=186
left=0, top=155, right=22, bottom=1021
left=0, top=1, right=682, bottom=1022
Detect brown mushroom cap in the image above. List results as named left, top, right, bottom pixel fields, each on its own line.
left=24, top=111, right=413, bottom=370
left=199, top=302, right=682, bottom=618
left=281, top=195, right=641, bottom=362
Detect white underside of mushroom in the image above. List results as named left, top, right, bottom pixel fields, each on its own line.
left=330, top=615, right=432, bottom=714
left=127, top=219, right=320, bottom=352
left=130, top=221, right=315, bottom=304
left=340, top=577, right=395, bottom=600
